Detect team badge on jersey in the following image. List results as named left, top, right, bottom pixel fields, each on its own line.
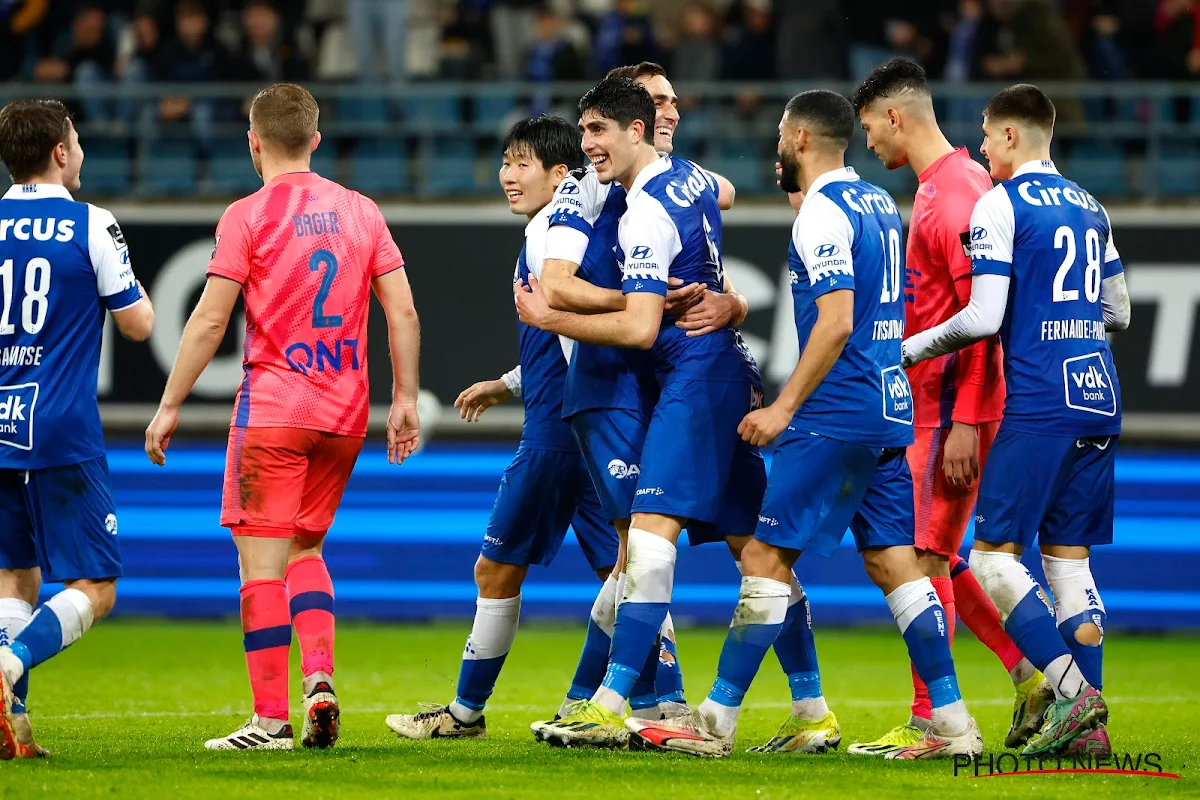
left=1063, top=352, right=1117, bottom=417
left=0, top=382, right=38, bottom=451
left=880, top=365, right=914, bottom=425
left=107, top=222, right=127, bottom=250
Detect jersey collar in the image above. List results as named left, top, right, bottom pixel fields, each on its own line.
left=525, top=199, right=554, bottom=236
left=625, top=154, right=671, bottom=202
left=2, top=183, right=74, bottom=201
left=801, top=166, right=859, bottom=206
left=1012, top=159, right=1059, bottom=178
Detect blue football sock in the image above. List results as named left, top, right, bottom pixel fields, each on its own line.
left=886, top=578, right=969, bottom=732
left=567, top=575, right=617, bottom=701
left=451, top=595, right=521, bottom=721
left=11, top=589, right=94, bottom=673
left=1058, top=609, right=1105, bottom=690
left=772, top=580, right=823, bottom=700
left=1043, top=555, right=1106, bottom=690
left=654, top=620, right=686, bottom=704
left=707, top=577, right=790, bottom=709
left=630, top=633, right=662, bottom=712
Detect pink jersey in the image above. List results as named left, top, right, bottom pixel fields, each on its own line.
left=207, top=171, right=403, bottom=437
left=905, top=148, right=1005, bottom=428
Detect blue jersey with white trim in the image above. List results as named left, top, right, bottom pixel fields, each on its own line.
left=545, top=166, right=657, bottom=416
left=619, top=157, right=761, bottom=385
left=515, top=205, right=575, bottom=450
left=0, top=184, right=140, bottom=469
left=970, top=160, right=1122, bottom=436
left=787, top=167, right=912, bottom=448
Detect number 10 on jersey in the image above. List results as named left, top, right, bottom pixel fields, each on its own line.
left=878, top=229, right=902, bottom=304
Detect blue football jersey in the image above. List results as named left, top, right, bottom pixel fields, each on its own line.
left=618, top=157, right=761, bottom=386
left=514, top=205, right=575, bottom=450
left=787, top=167, right=913, bottom=448
left=545, top=166, right=657, bottom=417
left=970, top=160, right=1122, bottom=437
left=0, top=184, right=140, bottom=469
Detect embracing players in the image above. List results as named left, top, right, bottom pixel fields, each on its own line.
left=849, top=58, right=1051, bottom=754
left=0, top=99, right=154, bottom=759
left=903, top=84, right=1128, bottom=756
left=145, top=83, right=421, bottom=751
left=516, top=76, right=765, bottom=748
left=627, top=90, right=982, bottom=760
left=383, top=116, right=618, bottom=740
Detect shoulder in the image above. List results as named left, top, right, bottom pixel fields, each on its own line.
left=84, top=203, right=127, bottom=247
left=219, top=193, right=259, bottom=226
left=797, top=191, right=849, bottom=236
left=624, top=190, right=674, bottom=228
left=973, top=183, right=1013, bottom=218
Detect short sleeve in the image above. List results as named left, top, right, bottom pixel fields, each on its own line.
left=936, top=192, right=979, bottom=284
left=207, top=200, right=253, bottom=284
left=1099, top=204, right=1123, bottom=278
left=547, top=168, right=608, bottom=236
left=794, top=193, right=855, bottom=296
left=369, top=201, right=404, bottom=278
left=968, top=187, right=1015, bottom=278
left=618, top=199, right=681, bottom=296
left=87, top=205, right=140, bottom=311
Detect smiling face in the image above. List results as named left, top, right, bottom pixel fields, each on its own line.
left=499, top=145, right=560, bottom=217
left=635, top=74, right=680, bottom=154
left=858, top=101, right=906, bottom=170
left=580, top=109, right=642, bottom=185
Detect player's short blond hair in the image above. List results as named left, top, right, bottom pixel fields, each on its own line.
left=249, top=83, right=319, bottom=158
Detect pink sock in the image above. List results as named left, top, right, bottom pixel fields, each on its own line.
left=241, top=579, right=292, bottom=721
left=950, top=554, right=1024, bottom=672
left=286, top=556, right=335, bottom=678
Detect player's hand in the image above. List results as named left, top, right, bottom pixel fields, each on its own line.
left=776, top=161, right=804, bottom=214
left=387, top=402, right=421, bottom=465
left=144, top=405, right=178, bottom=466
left=942, top=421, right=980, bottom=492
left=738, top=404, right=791, bottom=447
left=664, top=276, right=705, bottom=315
left=676, top=290, right=739, bottom=337
left=454, top=379, right=512, bottom=422
left=514, top=275, right=556, bottom=330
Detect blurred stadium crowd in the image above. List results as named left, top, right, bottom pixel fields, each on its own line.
left=0, top=0, right=1189, bottom=89
left=1, top=0, right=1198, bottom=200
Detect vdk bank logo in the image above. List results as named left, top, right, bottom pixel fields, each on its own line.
left=0, top=383, right=38, bottom=451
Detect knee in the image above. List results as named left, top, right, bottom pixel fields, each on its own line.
left=916, top=550, right=950, bottom=578
left=862, top=546, right=921, bottom=593
left=474, top=557, right=524, bottom=599
left=738, top=539, right=791, bottom=583
left=725, top=534, right=751, bottom=562
left=289, top=530, right=326, bottom=564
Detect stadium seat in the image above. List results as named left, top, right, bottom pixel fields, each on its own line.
left=350, top=139, right=411, bottom=194
left=705, top=140, right=767, bottom=195
left=1153, top=142, right=1200, bottom=197
left=139, top=140, right=197, bottom=196
left=402, top=96, right=461, bottom=132
left=337, top=97, right=391, bottom=129
left=83, top=138, right=132, bottom=194
left=423, top=137, right=478, bottom=195
left=473, top=91, right=518, bottom=130
left=1065, top=142, right=1128, bottom=198
left=207, top=140, right=261, bottom=195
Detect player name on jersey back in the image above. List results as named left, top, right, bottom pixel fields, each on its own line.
left=970, top=161, right=1123, bottom=437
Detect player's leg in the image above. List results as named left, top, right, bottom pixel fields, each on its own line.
left=966, top=429, right=1107, bottom=754
left=0, top=469, right=45, bottom=757
left=0, top=459, right=123, bottom=760
left=629, top=430, right=860, bottom=757
left=856, top=450, right=981, bottom=760
left=286, top=433, right=362, bottom=749
left=1035, top=435, right=1118, bottom=756
left=204, top=428, right=315, bottom=751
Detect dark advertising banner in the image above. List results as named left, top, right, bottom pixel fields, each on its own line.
left=102, top=219, right=1200, bottom=424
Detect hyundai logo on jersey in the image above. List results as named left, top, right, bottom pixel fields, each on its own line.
left=815, top=243, right=840, bottom=258
left=0, top=382, right=38, bottom=451
left=630, top=245, right=653, bottom=260
left=972, top=226, right=988, bottom=240
left=558, top=182, right=579, bottom=195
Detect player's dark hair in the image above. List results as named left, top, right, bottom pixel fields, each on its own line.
left=0, top=99, right=73, bottom=184
left=605, top=61, right=667, bottom=81
left=851, top=57, right=930, bottom=113
left=577, top=77, right=655, bottom=144
left=502, top=115, right=586, bottom=172
left=250, top=82, right=319, bottom=158
left=984, top=84, right=1056, bottom=133
left=783, top=90, right=855, bottom=149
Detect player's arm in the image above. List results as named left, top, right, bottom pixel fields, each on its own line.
left=538, top=173, right=626, bottom=313
left=455, top=366, right=517, bottom=422
left=712, top=171, right=736, bottom=210
left=1099, top=205, right=1130, bottom=332
left=145, top=275, right=241, bottom=465
left=373, top=265, right=422, bottom=463
left=517, top=206, right=678, bottom=349
left=673, top=272, right=748, bottom=337
left=903, top=190, right=1013, bottom=367
left=88, top=207, right=154, bottom=341
left=740, top=200, right=854, bottom=446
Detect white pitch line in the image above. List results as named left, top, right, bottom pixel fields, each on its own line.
left=35, top=696, right=1180, bottom=722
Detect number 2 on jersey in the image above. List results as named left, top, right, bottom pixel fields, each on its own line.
left=1052, top=226, right=1101, bottom=304
left=309, top=249, right=343, bottom=328
left=0, top=257, right=51, bottom=336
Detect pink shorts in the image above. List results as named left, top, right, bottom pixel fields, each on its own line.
left=908, top=421, right=999, bottom=556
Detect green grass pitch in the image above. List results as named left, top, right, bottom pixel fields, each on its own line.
left=6, top=620, right=1198, bottom=798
